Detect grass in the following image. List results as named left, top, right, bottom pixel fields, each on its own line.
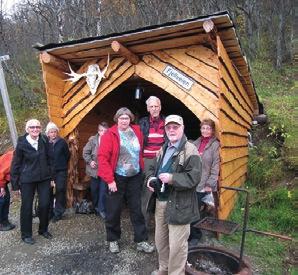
left=251, top=60, right=297, bottom=169
left=221, top=59, right=297, bottom=274
left=221, top=183, right=297, bottom=274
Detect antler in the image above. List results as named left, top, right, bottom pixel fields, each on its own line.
left=65, top=62, right=87, bottom=83
left=100, top=54, right=110, bottom=79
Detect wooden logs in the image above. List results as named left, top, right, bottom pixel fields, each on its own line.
left=40, top=52, right=68, bottom=71
left=203, top=19, right=215, bottom=33
left=111, top=40, right=140, bottom=65
left=203, top=19, right=217, bottom=52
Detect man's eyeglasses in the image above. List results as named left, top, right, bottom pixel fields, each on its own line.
left=165, top=125, right=181, bottom=131
left=28, top=126, right=41, bottom=129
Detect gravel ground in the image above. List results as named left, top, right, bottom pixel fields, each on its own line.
left=1, top=197, right=261, bottom=275
left=0, top=198, right=158, bottom=275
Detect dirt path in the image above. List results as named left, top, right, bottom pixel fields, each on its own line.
left=1, top=200, right=157, bottom=275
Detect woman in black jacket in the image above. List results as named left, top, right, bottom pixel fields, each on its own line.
left=46, top=122, right=70, bottom=222
left=10, top=119, right=53, bottom=245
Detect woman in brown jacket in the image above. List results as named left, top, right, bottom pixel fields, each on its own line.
left=189, top=119, right=220, bottom=246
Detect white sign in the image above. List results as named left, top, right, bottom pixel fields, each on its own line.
left=163, top=65, right=194, bottom=90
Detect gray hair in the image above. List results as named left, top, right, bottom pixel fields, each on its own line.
left=45, top=121, right=59, bottom=135
left=145, top=96, right=161, bottom=107
left=25, top=119, right=41, bottom=133
left=113, top=107, right=135, bottom=122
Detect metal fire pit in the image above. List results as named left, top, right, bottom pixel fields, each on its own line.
left=193, top=186, right=250, bottom=270
left=195, top=217, right=240, bottom=235
left=186, top=246, right=252, bottom=275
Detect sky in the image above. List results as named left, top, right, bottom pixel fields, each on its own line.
left=1, top=0, right=20, bottom=14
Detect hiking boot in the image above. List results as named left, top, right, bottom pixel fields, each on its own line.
left=136, top=241, right=154, bottom=253
left=109, top=241, right=120, bottom=253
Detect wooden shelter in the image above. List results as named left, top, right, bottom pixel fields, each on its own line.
left=35, top=11, right=260, bottom=219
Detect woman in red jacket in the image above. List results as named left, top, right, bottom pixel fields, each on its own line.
left=0, top=150, right=15, bottom=231
left=98, top=107, right=154, bottom=254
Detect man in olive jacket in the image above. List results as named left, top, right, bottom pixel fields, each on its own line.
left=146, top=115, right=202, bottom=275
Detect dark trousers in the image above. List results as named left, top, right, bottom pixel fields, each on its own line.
left=141, top=158, right=155, bottom=229
left=20, top=180, right=51, bottom=238
left=90, top=177, right=107, bottom=214
left=50, top=170, right=67, bottom=219
left=189, top=192, right=209, bottom=241
left=0, top=185, right=10, bottom=223
left=105, top=172, right=148, bottom=242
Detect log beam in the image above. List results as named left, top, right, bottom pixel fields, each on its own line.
left=40, top=52, right=69, bottom=71
left=111, top=40, right=140, bottom=65
left=203, top=20, right=217, bottom=52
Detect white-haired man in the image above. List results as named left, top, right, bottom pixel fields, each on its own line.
left=146, top=115, right=202, bottom=275
left=138, top=96, right=166, bottom=228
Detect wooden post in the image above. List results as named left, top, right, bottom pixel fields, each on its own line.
left=0, top=55, right=18, bottom=148
left=111, top=40, right=140, bottom=64
left=203, top=20, right=218, bottom=53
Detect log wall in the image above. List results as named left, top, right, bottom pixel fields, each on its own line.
left=41, top=41, right=254, bottom=218
left=217, top=36, right=253, bottom=219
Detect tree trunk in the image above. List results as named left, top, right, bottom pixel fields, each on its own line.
left=96, top=0, right=101, bottom=36
left=275, top=0, right=284, bottom=69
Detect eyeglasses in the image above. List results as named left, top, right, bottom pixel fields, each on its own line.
left=201, top=126, right=212, bottom=131
left=29, top=126, right=41, bottom=129
left=165, top=125, right=181, bottom=131
left=118, top=117, right=130, bottom=121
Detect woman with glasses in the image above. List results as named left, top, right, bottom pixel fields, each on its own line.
left=188, top=119, right=220, bottom=246
left=98, top=107, right=154, bottom=254
left=10, top=119, right=53, bottom=245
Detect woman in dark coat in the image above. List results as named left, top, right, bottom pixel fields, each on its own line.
left=189, top=119, right=220, bottom=246
left=10, top=119, right=53, bottom=245
left=46, top=122, right=70, bottom=222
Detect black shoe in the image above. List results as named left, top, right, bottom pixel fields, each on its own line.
left=0, top=222, right=15, bottom=231
left=39, top=231, right=53, bottom=239
left=188, top=238, right=199, bottom=248
left=22, top=237, right=35, bottom=245
left=51, top=216, right=61, bottom=223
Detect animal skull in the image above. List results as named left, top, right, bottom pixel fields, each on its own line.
left=65, top=55, right=110, bottom=95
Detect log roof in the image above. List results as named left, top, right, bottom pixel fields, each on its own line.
left=34, top=11, right=259, bottom=115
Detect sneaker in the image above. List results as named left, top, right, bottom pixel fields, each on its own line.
left=136, top=241, right=154, bottom=253
left=99, top=211, right=106, bottom=220
left=109, top=241, right=120, bottom=253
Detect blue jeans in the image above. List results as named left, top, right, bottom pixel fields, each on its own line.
left=0, top=185, right=10, bottom=223
left=90, top=177, right=107, bottom=214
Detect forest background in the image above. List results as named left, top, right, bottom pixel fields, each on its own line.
left=0, top=0, right=296, bottom=274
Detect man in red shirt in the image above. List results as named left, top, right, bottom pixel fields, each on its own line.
left=0, top=150, right=16, bottom=231
left=139, top=96, right=166, bottom=228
